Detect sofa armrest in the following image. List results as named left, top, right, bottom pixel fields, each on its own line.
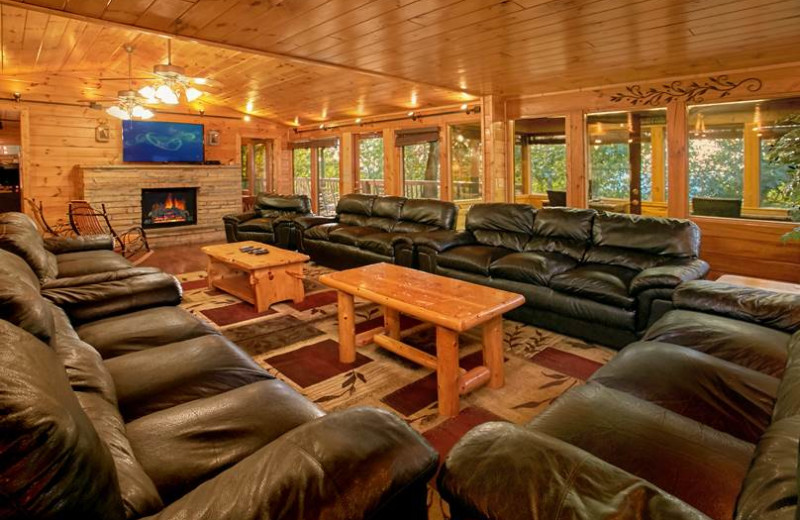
left=41, top=267, right=162, bottom=290
left=674, top=280, right=800, bottom=333
left=294, top=215, right=337, bottom=231
left=222, top=212, right=257, bottom=224
left=630, top=259, right=709, bottom=295
left=414, top=230, right=474, bottom=253
left=438, top=422, right=709, bottom=520
left=44, top=235, right=114, bottom=254
left=42, top=272, right=182, bottom=323
left=142, top=407, right=438, bottom=520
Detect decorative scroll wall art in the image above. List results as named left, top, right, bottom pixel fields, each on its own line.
left=610, top=75, right=763, bottom=106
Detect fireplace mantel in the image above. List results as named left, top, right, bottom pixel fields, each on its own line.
left=79, top=164, right=240, bottom=246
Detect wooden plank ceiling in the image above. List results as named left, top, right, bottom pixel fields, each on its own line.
left=3, top=0, right=800, bottom=124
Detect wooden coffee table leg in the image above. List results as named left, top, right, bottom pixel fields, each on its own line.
left=337, top=291, right=356, bottom=363
left=482, top=315, right=505, bottom=389
left=436, top=327, right=460, bottom=417
left=206, top=258, right=216, bottom=290
left=384, top=306, right=401, bottom=339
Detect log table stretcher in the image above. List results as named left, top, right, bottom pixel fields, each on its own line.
left=319, top=263, right=525, bottom=417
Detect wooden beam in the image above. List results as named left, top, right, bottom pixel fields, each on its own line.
left=667, top=100, right=689, bottom=218
left=743, top=122, right=760, bottom=208
left=520, top=137, right=531, bottom=195
left=340, top=131, right=354, bottom=196
left=566, top=110, right=587, bottom=208
left=383, top=128, right=400, bottom=196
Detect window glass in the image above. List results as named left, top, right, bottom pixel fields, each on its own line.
left=253, top=142, right=268, bottom=193
left=292, top=148, right=311, bottom=198
left=513, top=117, right=567, bottom=207
left=403, top=141, right=440, bottom=199
left=241, top=145, right=249, bottom=191
left=450, top=123, right=482, bottom=200
left=358, top=136, right=384, bottom=195
left=587, top=108, right=667, bottom=215
left=317, top=143, right=340, bottom=216
left=689, top=98, right=799, bottom=221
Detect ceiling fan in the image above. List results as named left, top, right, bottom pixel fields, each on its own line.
left=89, top=45, right=154, bottom=120
left=100, top=39, right=217, bottom=105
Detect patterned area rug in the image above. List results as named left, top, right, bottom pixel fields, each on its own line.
left=177, top=265, right=614, bottom=519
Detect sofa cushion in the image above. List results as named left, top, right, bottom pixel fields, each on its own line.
left=57, top=250, right=134, bottom=278
left=127, top=379, right=323, bottom=503
left=643, top=310, right=789, bottom=377
left=437, top=245, right=513, bottom=276
left=0, top=320, right=126, bottom=519
left=76, top=306, right=217, bottom=360
left=255, top=193, right=310, bottom=215
left=0, top=249, right=55, bottom=342
left=336, top=193, right=375, bottom=227
left=550, top=263, right=638, bottom=308
left=530, top=383, right=755, bottom=520
left=329, top=226, right=381, bottom=246
left=304, top=222, right=344, bottom=241
left=358, top=232, right=408, bottom=256
left=0, top=211, right=58, bottom=281
left=591, top=212, right=700, bottom=257
left=399, top=198, right=457, bottom=230
left=364, top=196, right=405, bottom=231
left=525, top=207, right=595, bottom=261
left=591, top=342, right=779, bottom=444
left=466, top=203, right=535, bottom=252
left=106, top=334, right=273, bottom=421
left=237, top=217, right=277, bottom=233
left=489, top=251, right=577, bottom=286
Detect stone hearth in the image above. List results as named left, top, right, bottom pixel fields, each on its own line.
left=79, top=165, right=240, bottom=246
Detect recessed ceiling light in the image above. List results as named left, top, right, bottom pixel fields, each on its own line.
left=243, top=115, right=251, bottom=122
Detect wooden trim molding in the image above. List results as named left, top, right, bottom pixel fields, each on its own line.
left=609, top=76, right=763, bottom=106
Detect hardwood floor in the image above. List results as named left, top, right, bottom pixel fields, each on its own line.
left=139, top=241, right=224, bottom=275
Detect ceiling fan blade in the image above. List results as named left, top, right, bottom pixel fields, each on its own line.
left=99, top=77, right=156, bottom=81
left=190, top=77, right=221, bottom=88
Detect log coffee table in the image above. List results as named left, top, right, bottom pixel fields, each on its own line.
left=319, top=263, right=525, bottom=417
left=202, top=241, right=309, bottom=313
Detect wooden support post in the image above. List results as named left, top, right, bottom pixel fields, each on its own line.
left=436, top=327, right=461, bottom=417
left=743, top=122, right=760, bottom=209
left=520, top=137, right=531, bottom=195
left=383, top=128, right=400, bottom=196
left=383, top=306, right=401, bottom=339
left=650, top=126, right=666, bottom=203
left=340, top=132, right=355, bottom=197
left=310, top=148, right=320, bottom=214
left=566, top=110, right=587, bottom=208
left=667, top=100, right=689, bottom=218
left=482, top=315, right=505, bottom=389
left=337, top=291, right=356, bottom=363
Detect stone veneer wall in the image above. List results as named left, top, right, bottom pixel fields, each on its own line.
left=79, top=165, right=240, bottom=247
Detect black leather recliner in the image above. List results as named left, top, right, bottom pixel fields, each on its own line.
left=438, top=281, right=800, bottom=520
left=0, top=212, right=439, bottom=520
left=415, top=204, right=709, bottom=347
left=295, top=193, right=458, bottom=270
left=223, top=193, right=312, bottom=249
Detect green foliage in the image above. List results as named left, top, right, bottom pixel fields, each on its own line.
left=359, top=138, right=384, bottom=180
left=763, top=114, right=800, bottom=241
left=589, top=143, right=630, bottom=199
left=450, top=130, right=482, bottom=200
left=403, top=142, right=440, bottom=198
left=688, top=137, right=744, bottom=198
left=529, top=144, right=566, bottom=193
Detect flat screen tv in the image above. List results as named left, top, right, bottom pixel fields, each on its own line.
left=122, top=121, right=204, bottom=163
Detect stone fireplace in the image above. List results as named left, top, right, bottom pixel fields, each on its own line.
left=141, top=187, right=198, bottom=229
left=79, top=164, right=240, bottom=246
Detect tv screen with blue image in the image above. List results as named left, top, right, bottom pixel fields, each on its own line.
left=122, top=121, right=204, bottom=163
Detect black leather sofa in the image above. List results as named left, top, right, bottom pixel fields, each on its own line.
left=223, top=193, right=312, bottom=249
left=415, top=204, right=709, bottom=347
left=0, top=212, right=439, bottom=520
left=438, top=281, right=800, bottom=520
left=295, top=193, right=458, bottom=270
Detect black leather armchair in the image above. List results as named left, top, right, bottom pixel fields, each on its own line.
left=298, top=193, right=458, bottom=270
left=223, top=193, right=312, bottom=249
left=415, top=204, right=709, bottom=347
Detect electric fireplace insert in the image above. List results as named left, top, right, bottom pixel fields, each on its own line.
left=141, top=187, right=197, bottom=229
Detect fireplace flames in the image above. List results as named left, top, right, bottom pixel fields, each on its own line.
left=148, top=192, right=192, bottom=224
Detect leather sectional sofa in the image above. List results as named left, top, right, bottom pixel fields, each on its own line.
left=0, top=211, right=439, bottom=520
left=414, top=204, right=709, bottom=347
left=223, top=193, right=312, bottom=249
left=295, top=193, right=458, bottom=270
left=438, top=280, right=800, bottom=520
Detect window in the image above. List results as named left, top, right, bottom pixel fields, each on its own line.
left=513, top=117, right=567, bottom=206
left=357, top=135, right=384, bottom=195
left=450, top=123, right=482, bottom=200
left=398, top=127, right=440, bottom=199
left=317, top=142, right=340, bottom=216
left=292, top=148, right=311, bottom=198
left=240, top=139, right=272, bottom=194
left=689, top=97, right=799, bottom=221
left=587, top=108, right=667, bottom=215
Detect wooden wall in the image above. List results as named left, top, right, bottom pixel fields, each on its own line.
left=10, top=100, right=289, bottom=221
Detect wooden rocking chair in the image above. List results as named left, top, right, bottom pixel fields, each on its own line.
left=25, top=198, right=74, bottom=238
left=68, top=200, right=153, bottom=265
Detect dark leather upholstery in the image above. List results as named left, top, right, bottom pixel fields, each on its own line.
left=0, top=211, right=58, bottom=281
left=439, top=283, right=799, bottom=520
left=0, top=210, right=440, bottom=520
left=223, top=193, right=311, bottom=249
left=415, top=204, right=708, bottom=347
left=299, top=193, right=457, bottom=269
left=44, top=234, right=115, bottom=254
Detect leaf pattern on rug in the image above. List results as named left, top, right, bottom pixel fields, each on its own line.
left=511, top=371, right=578, bottom=410
left=314, top=369, right=368, bottom=403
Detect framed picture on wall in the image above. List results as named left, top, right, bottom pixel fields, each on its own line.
left=95, top=122, right=110, bottom=142
left=208, top=130, right=220, bottom=146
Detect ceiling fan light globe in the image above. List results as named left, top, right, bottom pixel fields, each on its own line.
left=155, top=84, right=177, bottom=102
left=185, top=87, right=203, bottom=102
left=192, top=77, right=207, bottom=85
left=140, top=108, right=154, bottom=119
left=106, top=105, right=129, bottom=120
left=138, top=85, right=156, bottom=99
